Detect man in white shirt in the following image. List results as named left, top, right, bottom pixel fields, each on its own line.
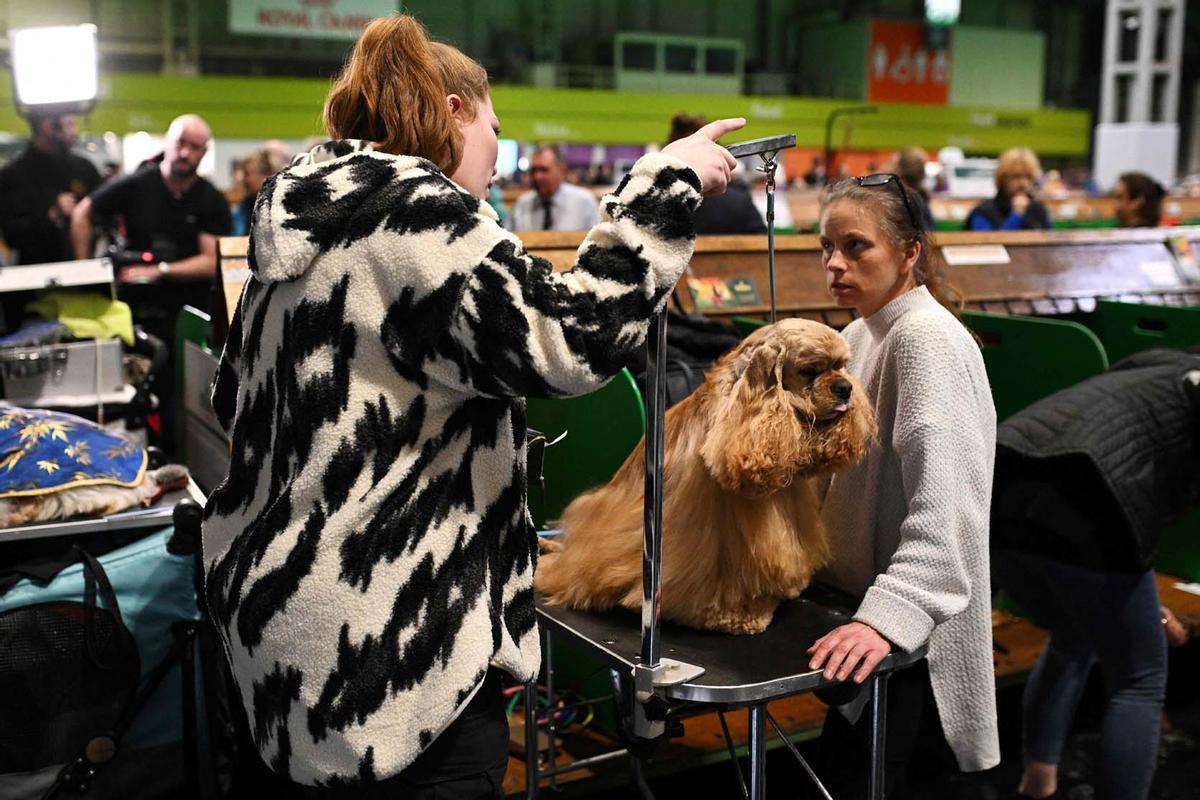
left=507, top=146, right=600, bottom=231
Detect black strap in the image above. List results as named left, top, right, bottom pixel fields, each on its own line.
left=76, top=545, right=125, bottom=670
left=44, top=623, right=198, bottom=800
left=666, top=360, right=698, bottom=406
left=44, top=548, right=201, bottom=800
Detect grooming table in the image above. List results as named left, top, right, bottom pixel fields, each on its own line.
left=525, top=597, right=926, bottom=800
left=525, top=135, right=925, bottom=799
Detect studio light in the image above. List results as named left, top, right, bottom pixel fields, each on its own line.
left=925, top=0, right=961, bottom=28
left=9, top=24, right=99, bottom=117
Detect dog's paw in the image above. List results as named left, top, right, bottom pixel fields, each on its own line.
left=700, top=598, right=778, bottom=635
left=724, top=616, right=773, bottom=635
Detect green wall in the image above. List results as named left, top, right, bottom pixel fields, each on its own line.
left=950, top=27, right=1045, bottom=109
left=796, top=19, right=867, bottom=100
left=0, top=72, right=1091, bottom=156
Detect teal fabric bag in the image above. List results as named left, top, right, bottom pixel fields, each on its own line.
left=0, top=527, right=201, bottom=750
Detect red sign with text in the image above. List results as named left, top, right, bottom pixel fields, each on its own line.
left=867, top=20, right=951, bottom=105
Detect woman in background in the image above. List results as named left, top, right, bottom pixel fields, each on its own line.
left=1113, top=171, right=1166, bottom=228
left=230, top=143, right=291, bottom=236
left=965, top=146, right=1052, bottom=230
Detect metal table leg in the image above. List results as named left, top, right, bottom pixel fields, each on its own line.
left=748, top=705, right=767, bottom=800
left=545, top=626, right=558, bottom=791
left=525, top=673, right=538, bottom=800
left=868, top=671, right=890, bottom=800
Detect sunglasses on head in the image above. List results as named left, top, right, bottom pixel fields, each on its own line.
left=854, top=173, right=921, bottom=232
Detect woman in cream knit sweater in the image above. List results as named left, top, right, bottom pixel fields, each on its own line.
left=808, top=174, right=999, bottom=796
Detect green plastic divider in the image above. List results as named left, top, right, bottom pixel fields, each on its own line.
left=962, top=310, right=1109, bottom=422
left=1157, top=511, right=1200, bottom=583
left=526, top=368, right=646, bottom=530
left=730, top=315, right=768, bottom=337
left=175, top=305, right=213, bottom=459
left=526, top=369, right=646, bottom=738
left=961, top=311, right=1110, bottom=616
left=1081, top=300, right=1200, bottom=365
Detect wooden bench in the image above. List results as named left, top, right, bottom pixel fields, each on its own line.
left=218, top=227, right=1200, bottom=337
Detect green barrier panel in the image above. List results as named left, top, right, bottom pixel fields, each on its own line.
left=526, top=370, right=645, bottom=737
left=526, top=368, right=646, bottom=530
left=1157, top=511, right=1200, bottom=583
left=1082, top=300, right=1200, bottom=364
left=175, top=305, right=212, bottom=459
left=731, top=315, right=767, bottom=337
left=962, top=310, right=1109, bottom=422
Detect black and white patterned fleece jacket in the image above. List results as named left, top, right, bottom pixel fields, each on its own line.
left=201, top=139, right=702, bottom=787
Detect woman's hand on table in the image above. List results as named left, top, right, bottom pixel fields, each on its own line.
left=807, top=621, right=893, bottom=684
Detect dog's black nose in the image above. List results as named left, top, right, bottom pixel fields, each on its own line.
left=831, top=379, right=852, bottom=400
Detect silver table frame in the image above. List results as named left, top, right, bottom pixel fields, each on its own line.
left=525, top=136, right=924, bottom=799
left=0, top=478, right=206, bottom=543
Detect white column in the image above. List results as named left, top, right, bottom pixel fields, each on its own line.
left=1094, top=0, right=1186, bottom=189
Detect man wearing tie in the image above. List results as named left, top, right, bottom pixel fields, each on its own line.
left=508, top=145, right=600, bottom=232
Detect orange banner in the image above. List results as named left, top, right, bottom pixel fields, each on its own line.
left=867, top=20, right=951, bottom=105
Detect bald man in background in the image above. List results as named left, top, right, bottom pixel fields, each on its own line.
left=71, top=114, right=230, bottom=448
left=72, top=114, right=230, bottom=283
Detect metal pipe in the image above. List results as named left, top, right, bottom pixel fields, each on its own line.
left=748, top=706, right=766, bottom=800
left=545, top=626, right=558, bottom=790
left=763, top=154, right=778, bottom=323
left=718, top=710, right=749, bottom=800
left=869, top=672, right=891, bottom=800
left=822, top=106, right=878, bottom=185
left=640, top=311, right=667, bottom=669
left=766, top=710, right=833, bottom=800
left=538, top=748, right=632, bottom=778
left=524, top=676, right=539, bottom=800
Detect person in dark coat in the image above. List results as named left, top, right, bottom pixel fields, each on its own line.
left=965, top=147, right=1052, bottom=231
left=0, top=112, right=101, bottom=265
left=991, top=348, right=1200, bottom=800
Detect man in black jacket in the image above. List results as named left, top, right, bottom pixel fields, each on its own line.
left=0, top=112, right=101, bottom=265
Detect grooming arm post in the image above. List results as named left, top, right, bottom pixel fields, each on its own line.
left=763, top=153, right=779, bottom=323
left=635, top=309, right=668, bottom=738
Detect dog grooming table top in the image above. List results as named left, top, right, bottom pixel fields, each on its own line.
left=536, top=595, right=926, bottom=705
left=0, top=479, right=206, bottom=543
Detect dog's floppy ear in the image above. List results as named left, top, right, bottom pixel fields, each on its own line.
left=700, top=339, right=810, bottom=495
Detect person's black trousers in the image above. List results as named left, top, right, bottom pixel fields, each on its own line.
left=809, top=660, right=934, bottom=799
left=284, top=667, right=510, bottom=799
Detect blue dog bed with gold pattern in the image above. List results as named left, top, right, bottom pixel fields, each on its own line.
left=0, top=405, right=146, bottom=499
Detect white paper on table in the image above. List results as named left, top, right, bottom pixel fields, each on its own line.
left=1140, top=260, right=1180, bottom=287
left=942, top=244, right=1011, bottom=266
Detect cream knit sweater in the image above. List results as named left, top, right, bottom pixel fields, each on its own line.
left=820, top=285, right=1000, bottom=771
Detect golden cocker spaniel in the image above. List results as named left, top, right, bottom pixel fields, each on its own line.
left=535, top=318, right=875, bottom=634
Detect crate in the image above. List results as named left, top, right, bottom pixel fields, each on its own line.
left=0, top=338, right=124, bottom=407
